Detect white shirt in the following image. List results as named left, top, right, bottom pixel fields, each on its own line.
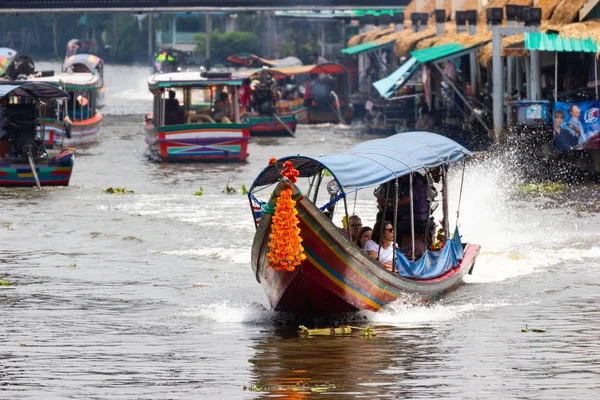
left=364, top=239, right=394, bottom=265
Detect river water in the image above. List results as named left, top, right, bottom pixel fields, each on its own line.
left=1, top=63, right=600, bottom=399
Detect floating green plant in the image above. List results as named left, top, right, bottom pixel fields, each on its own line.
left=521, top=324, right=546, bottom=333
left=194, top=186, right=204, bottom=196
left=0, top=278, right=12, bottom=286
left=103, top=187, right=134, bottom=194
left=517, top=182, right=565, bottom=195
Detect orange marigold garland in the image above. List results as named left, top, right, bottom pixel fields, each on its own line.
left=265, top=159, right=306, bottom=272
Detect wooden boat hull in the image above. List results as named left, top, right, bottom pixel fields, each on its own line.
left=251, top=182, right=480, bottom=317
left=0, top=150, right=75, bottom=187
left=248, top=113, right=297, bottom=137
left=145, top=122, right=250, bottom=162
left=43, top=112, right=103, bottom=148
left=280, top=99, right=308, bottom=124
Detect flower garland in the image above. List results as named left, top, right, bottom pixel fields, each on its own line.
left=429, top=227, right=446, bottom=252
left=265, top=159, right=306, bottom=272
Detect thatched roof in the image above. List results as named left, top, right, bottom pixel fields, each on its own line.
left=557, top=19, right=600, bottom=54
left=479, top=34, right=525, bottom=67
left=537, top=0, right=564, bottom=21
left=347, top=25, right=395, bottom=47
left=549, top=0, right=590, bottom=25
left=394, top=27, right=437, bottom=57
left=415, top=30, right=493, bottom=50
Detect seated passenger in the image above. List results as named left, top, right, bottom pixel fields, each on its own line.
left=356, top=226, right=373, bottom=249
left=342, top=215, right=362, bottom=242
left=165, top=90, right=183, bottom=125
left=213, top=91, right=232, bottom=122
left=365, top=221, right=395, bottom=271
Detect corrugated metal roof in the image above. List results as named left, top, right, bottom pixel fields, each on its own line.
left=341, top=40, right=395, bottom=55
left=524, top=32, right=598, bottom=53
left=410, top=43, right=467, bottom=63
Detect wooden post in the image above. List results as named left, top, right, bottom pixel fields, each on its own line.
left=112, top=14, right=117, bottom=56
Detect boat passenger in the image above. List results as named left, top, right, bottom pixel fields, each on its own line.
left=364, top=221, right=395, bottom=270
left=374, top=175, right=429, bottom=254
left=356, top=226, right=373, bottom=249
left=213, top=91, right=232, bottom=122
left=165, top=90, right=183, bottom=125
left=310, top=52, right=327, bottom=65
left=342, top=215, right=362, bottom=242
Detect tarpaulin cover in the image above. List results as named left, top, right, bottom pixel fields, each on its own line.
left=250, top=131, right=471, bottom=191
left=0, top=47, right=17, bottom=76
left=62, top=54, right=103, bottom=72
left=341, top=40, right=395, bottom=56
left=0, top=82, right=69, bottom=100
left=373, top=56, right=419, bottom=99
left=395, top=227, right=464, bottom=279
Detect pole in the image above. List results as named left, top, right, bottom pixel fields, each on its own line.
left=525, top=56, right=531, bottom=100
left=554, top=52, right=558, bottom=102
left=392, top=177, right=398, bottom=271
left=272, top=112, right=295, bottom=137
left=492, top=25, right=503, bottom=143
left=112, top=14, right=117, bottom=57
left=233, top=86, right=240, bottom=123
left=52, top=15, right=58, bottom=58
left=205, top=12, right=211, bottom=65
left=442, top=168, right=450, bottom=240
left=27, top=152, right=41, bottom=190
left=530, top=49, right=541, bottom=100
left=409, top=173, right=415, bottom=261
left=594, top=54, right=598, bottom=100
left=516, top=57, right=522, bottom=95
left=147, top=11, right=153, bottom=66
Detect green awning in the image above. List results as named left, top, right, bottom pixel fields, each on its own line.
left=342, top=40, right=395, bottom=56
left=373, top=56, right=419, bottom=99
left=410, top=43, right=483, bottom=64
left=524, top=32, right=598, bottom=53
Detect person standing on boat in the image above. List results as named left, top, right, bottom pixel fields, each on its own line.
left=239, top=79, right=252, bottom=111
left=364, top=221, right=395, bottom=270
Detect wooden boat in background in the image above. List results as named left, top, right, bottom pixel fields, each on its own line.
left=248, top=132, right=480, bottom=318
left=62, top=53, right=105, bottom=106
left=145, top=71, right=250, bottom=162
left=28, top=72, right=103, bottom=149
left=0, top=82, right=75, bottom=188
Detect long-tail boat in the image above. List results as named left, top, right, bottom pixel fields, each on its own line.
left=0, top=82, right=75, bottom=188
left=247, top=131, right=480, bottom=318
left=62, top=53, right=105, bottom=106
left=28, top=72, right=102, bottom=149
left=145, top=71, right=250, bottom=162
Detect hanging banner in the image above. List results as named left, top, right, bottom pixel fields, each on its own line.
left=552, top=101, right=600, bottom=151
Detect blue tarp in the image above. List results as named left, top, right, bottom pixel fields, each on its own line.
left=250, top=131, right=471, bottom=191
left=396, top=227, right=465, bottom=279
left=373, top=56, right=419, bottom=99
left=0, top=82, right=70, bottom=100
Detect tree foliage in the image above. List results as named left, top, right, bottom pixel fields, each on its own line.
left=195, top=30, right=260, bottom=64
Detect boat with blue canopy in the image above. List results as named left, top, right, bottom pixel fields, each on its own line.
left=248, top=131, right=481, bottom=318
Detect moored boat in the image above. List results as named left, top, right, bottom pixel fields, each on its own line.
left=145, top=71, right=250, bottom=162
left=0, top=82, right=75, bottom=188
left=248, top=131, right=480, bottom=318
left=28, top=72, right=103, bottom=149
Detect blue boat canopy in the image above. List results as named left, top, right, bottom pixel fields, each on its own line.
left=0, top=82, right=70, bottom=100
left=251, top=131, right=471, bottom=191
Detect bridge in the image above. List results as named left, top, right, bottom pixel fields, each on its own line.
left=0, top=0, right=407, bottom=13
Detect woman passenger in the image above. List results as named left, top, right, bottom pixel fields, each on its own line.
left=356, top=226, right=373, bottom=249
left=364, top=221, right=395, bottom=271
